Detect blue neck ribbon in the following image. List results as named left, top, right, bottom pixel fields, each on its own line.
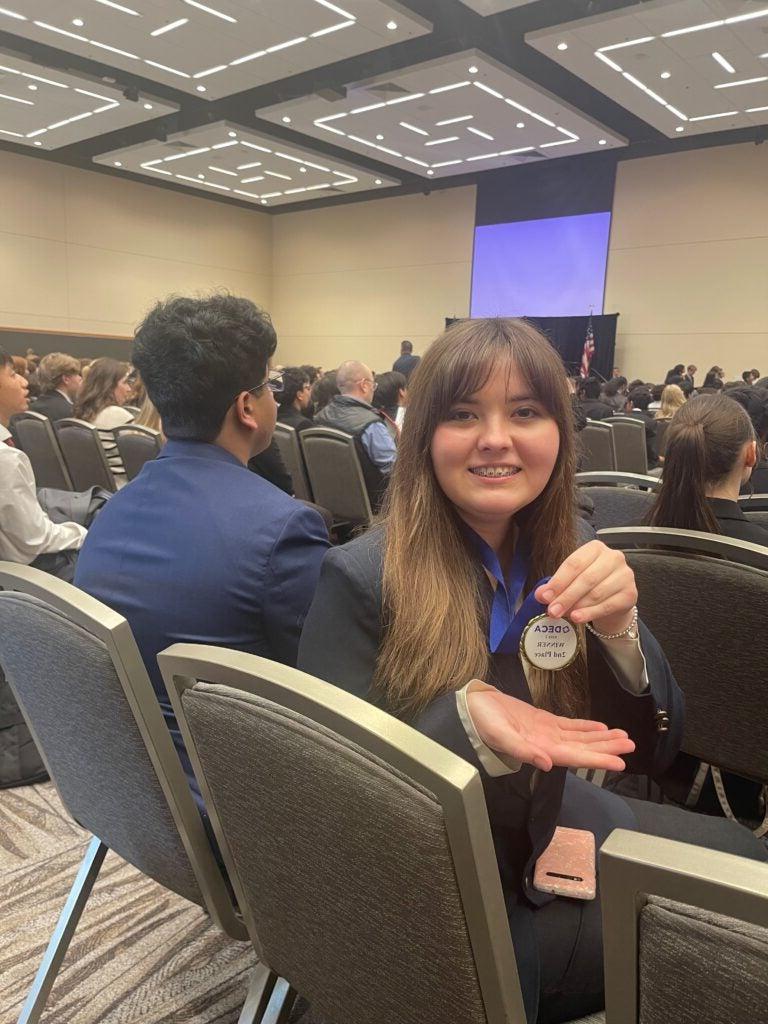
left=467, top=529, right=552, bottom=656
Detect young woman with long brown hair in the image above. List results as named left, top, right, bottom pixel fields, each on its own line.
left=647, top=393, right=768, bottom=544
left=299, top=318, right=766, bottom=1023
left=74, top=357, right=134, bottom=476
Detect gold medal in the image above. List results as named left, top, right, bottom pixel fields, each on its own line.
left=520, top=614, right=579, bottom=671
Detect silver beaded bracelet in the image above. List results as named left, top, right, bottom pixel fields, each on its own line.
left=585, top=606, right=639, bottom=641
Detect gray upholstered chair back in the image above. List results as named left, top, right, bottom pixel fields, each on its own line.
left=597, top=528, right=768, bottom=782
left=605, top=417, right=648, bottom=475
left=12, top=411, right=74, bottom=490
left=745, top=509, right=768, bottom=528
left=300, top=427, right=373, bottom=524
left=161, top=646, right=525, bottom=1024
left=740, top=493, right=768, bottom=512
left=0, top=563, right=244, bottom=938
left=601, top=830, right=768, bottom=1024
left=578, top=485, right=654, bottom=531
left=654, top=418, right=670, bottom=457
left=273, top=423, right=313, bottom=502
left=580, top=421, right=616, bottom=472
left=55, top=417, right=117, bottom=492
left=113, top=424, right=162, bottom=481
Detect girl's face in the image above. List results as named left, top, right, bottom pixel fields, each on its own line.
left=430, top=363, right=560, bottom=539
left=114, top=375, right=133, bottom=406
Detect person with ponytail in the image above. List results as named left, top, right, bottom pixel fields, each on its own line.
left=299, top=319, right=766, bottom=1024
left=647, top=393, right=768, bottom=544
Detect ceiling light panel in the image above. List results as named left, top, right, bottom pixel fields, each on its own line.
left=0, top=52, right=176, bottom=149
left=527, top=0, right=768, bottom=139
left=256, top=50, right=626, bottom=179
left=455, top=0, right=539, bottom=13
left=3, top=1, right=431, bottom=100
left=92, top=121, right=400, bottom=206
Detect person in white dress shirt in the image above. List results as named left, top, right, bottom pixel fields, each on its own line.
left=0, top=348, right=86, bottom=580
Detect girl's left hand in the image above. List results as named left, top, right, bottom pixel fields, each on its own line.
left=534, top=540, right=638, bottom=636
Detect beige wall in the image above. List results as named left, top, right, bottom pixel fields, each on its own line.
left=605, top=142, right=768, bottom=382
left=271, top=187, right=476, bottom=370
left=0, top=150, right=272, bottom=340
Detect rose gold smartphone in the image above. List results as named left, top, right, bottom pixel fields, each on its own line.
left=533, top=826, right=597, bottom=900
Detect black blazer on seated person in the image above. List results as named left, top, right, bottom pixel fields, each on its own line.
left=298, top=524, right=683, bottom=1022
left=707, top=496, right=768, bottom=546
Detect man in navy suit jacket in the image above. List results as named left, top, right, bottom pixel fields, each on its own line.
left=75, top=294, right=329, bottom=806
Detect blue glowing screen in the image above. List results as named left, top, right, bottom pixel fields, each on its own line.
left=470, top=211, right=612, bottom=318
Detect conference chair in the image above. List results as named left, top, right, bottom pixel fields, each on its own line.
left=161, top=644, right=603, bottom=1024
left=0, top=563, right=280, bottom=1024
left=299, top=427, right=373, bottom=526
left=654, top=419, right=670, bottom=458
left=11, top=411, right=74, bottom=490
left=739, top=493, right=768, bottom=512
left=273, top=423, right=313, bottom=502
left=580, top=421, right=616, bottom=473
left=577, top=485, right=654, bottom=532
left=597, top=527, right=768, bottom=833
left=54, top=418, right=117, bottom=492
left=576, top=471, right=660, bottom=491
left=601, top=830, right=768, bottom=1023
left=605, top=416, right=648, bottom=475
left=113, top=424, right=162, bottom=481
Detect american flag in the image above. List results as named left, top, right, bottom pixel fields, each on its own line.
left=579, top=316, right=595, bottom=379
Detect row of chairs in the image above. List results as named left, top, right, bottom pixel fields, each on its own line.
left=580, top=416, right=661, bottom=475
left=576, top=471, right=768, bottom=532
left=1, top=543, right=767, bottom=1024
left=12, top=412, right=162, bottom=492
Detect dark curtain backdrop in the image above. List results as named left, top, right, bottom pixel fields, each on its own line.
left=527, top=314, right=617, bottom=381
left=446, top=314, right=618, bottom=381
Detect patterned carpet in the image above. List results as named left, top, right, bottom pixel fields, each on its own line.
left=0, top=782, right=260, bottom=1024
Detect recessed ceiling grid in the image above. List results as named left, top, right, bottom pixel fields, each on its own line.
left=257, top=52, right=626, bottom=178
left=0, top=52, right=177, bottom=149
left=93, top=121, right=399, bottom=205
left=527, top=0, right=768, bottom=139
left=0, top=0, right=431, bottom=100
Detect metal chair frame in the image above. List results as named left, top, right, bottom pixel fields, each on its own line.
left=577, top=471, right=661, bottom=491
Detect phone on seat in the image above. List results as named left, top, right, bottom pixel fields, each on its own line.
left=533, top=826, right=596, bottom=900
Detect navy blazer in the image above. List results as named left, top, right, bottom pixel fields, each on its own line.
left=298, top=526, right=683, bottom=1022
left=76, top=439, right=329, bottom=800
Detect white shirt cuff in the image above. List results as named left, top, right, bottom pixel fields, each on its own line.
left=594, top=632, right=649, bottom=695
left=456, top=680, right=522, bottom=777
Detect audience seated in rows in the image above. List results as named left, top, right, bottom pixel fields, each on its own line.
left=647, top=393, right=768, bottom=546
left=314, top=359, right=397, bottom=508
left=29, top=352, right=83, bottom=423
left=74, top=357, right=134, bottom=478
left=74, top=294, right=330, bottom=811
left=0, top=347, right=86, bottom=582
left=391, top=338, right=420, bottom=380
